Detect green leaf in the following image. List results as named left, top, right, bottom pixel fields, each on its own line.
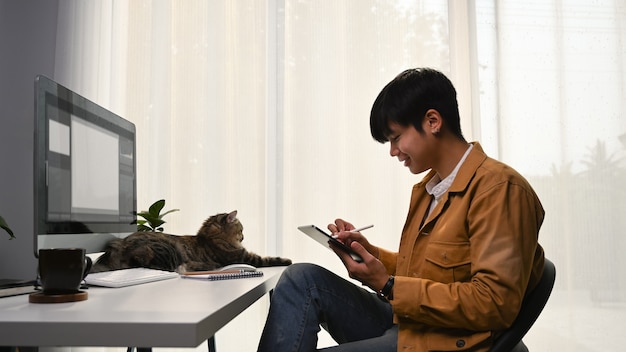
left=137, top=211, right=159, bottom=220
left=160, top=209, right=180, bottom=217
left=139, top=214, right=160, bottom=224
left=148, top=199, right=166, bottom=217
left=150, top=219, right=165, bottom=228
left=137, top=224, right=153, bottom=232
left=0, top=215, right=16, bottom=239
left=135, top=199, right=179, bottom=232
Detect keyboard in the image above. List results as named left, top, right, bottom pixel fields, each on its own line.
left=85, top=267, right=179, bottom=288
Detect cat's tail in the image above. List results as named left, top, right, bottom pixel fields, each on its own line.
left=89, top=238, right=125, bottom=273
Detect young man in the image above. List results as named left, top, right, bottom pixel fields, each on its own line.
left=257, top=68, right=545, bottom=352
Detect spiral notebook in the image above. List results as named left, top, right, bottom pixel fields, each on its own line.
left=181, top=267, right=263, bottom=281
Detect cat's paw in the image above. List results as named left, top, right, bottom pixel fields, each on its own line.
left=275, top=257, right=292, bottom=266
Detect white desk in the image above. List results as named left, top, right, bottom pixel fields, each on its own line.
left=0, top=266, right=285, bottom=348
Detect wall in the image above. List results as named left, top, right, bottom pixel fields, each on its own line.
left=0, top=0, right=59, bottom=280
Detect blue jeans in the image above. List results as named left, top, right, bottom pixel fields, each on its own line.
left=257, top=263, right=396, bottom=352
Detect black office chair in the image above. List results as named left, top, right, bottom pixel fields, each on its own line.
left=490, top=258, right=556, bottom=352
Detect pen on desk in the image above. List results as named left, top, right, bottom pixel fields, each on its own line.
left=182, top=270, right=243, bottom=276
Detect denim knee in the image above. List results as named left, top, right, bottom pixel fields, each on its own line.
left=279, top=262, right=325, bottom=288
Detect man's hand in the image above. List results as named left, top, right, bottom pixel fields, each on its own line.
left=328, top=219, right=387, bottom=291
left=330, top=239, right=389, bottom=292
left=329, top=219, right=380, bottom=258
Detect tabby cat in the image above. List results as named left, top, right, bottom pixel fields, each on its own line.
left=91, top=210, right=291, bottom=273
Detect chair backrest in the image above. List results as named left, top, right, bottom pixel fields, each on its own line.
left=490, top=258, right=556, bottom=352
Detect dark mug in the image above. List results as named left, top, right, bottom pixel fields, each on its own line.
left=38, top=248, right=92, bottom=294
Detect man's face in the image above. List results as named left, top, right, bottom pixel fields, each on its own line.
left=386, top=120, right=436, bottom=174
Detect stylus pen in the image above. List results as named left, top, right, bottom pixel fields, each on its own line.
left=350, top=224, right=374, bottom=232
left=331, top=224, right=374, bottom=238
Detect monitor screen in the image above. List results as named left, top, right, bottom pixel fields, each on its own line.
left=34, top=75, right=137, bottom=256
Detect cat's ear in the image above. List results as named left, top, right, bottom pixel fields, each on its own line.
left=227, top=210, right=238, bottom=223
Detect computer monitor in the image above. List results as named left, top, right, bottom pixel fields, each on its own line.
left=33, top=75, right=137, bottom=257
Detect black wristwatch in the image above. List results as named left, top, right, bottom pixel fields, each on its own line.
left=378, top=275, right=394, bottom=300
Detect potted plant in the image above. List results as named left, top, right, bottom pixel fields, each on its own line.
left=0, top=214, right=15, bottom=239
left=134, top=199, right=179, bottom=232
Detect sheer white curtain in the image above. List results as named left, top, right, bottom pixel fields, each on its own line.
left=53, top=0, right=625, bottom=351
left=474, top=1, right=626, bottom=350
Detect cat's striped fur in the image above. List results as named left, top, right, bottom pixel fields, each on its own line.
left=91, top=210, right=291, bottom=273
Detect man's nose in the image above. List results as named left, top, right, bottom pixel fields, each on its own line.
left=389, top=143, right=399, bottom=157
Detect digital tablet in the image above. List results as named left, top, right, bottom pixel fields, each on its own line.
left=297, top=225, right=364, bottom=263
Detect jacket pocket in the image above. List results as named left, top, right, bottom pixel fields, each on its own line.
left=422, top=241, right=471, bottom=283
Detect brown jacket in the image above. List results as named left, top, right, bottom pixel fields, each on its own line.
left=378, top=142, right=545, bottom=351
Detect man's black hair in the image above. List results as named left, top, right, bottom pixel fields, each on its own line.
left=370, top=68, right=464, bottom=143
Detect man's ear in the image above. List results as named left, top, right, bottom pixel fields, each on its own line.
left=425, top=109, right=442, bottom=134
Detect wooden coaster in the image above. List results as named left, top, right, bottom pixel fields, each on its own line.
left=29, top=290, right=88, bottom=303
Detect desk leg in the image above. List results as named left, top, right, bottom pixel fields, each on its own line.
left=127, top=348, right=151, bottom=352
left=205, top=289, right=273, bottom=352
left=207, top=336, right=216, bottom=352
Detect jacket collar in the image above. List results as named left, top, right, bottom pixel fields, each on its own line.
left=449, top=141, right=488, bottom=193
left=418, top=142, right=487, bottom=192
left=417, top=142, right=487, bottom=225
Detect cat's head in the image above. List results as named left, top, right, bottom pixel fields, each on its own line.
left=197, top=210, right=244, bottom=243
